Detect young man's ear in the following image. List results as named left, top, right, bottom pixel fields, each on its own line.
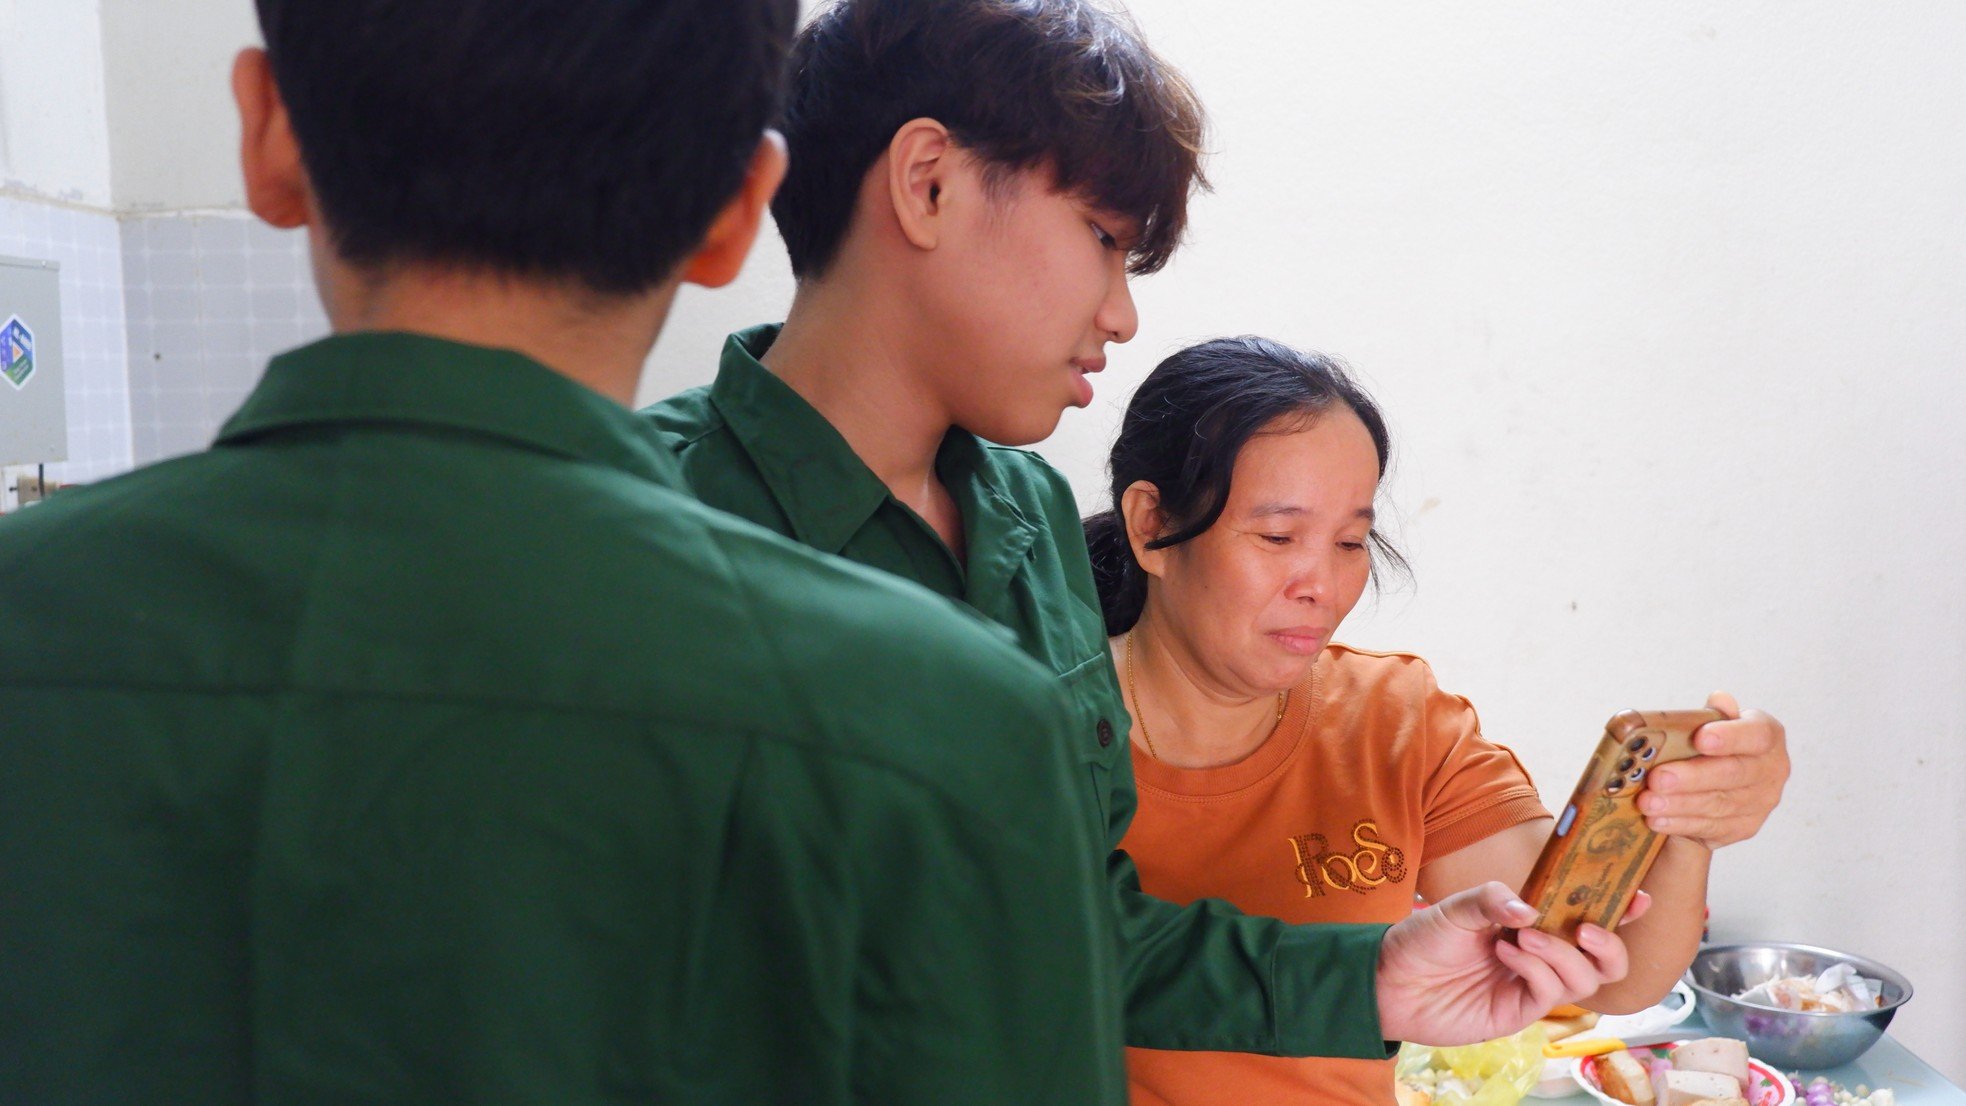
left=681, top=132, right=788, bottom=289
left=1121, top=481, right=1170, bottom=579
left=233, top=47, right=311, bottom=230
left=883, top=118, right=953, bottom=253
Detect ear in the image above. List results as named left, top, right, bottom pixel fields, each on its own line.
left=233, top=47, right=311, bottom=230
left=680, top=131, right=789, bottom=288
left=883, top=118, right=954, bottom=253
left=1120, top=480, right=1171, bottom=579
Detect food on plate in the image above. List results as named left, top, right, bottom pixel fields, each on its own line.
left=1734, top=963, right=1884, bottom=1013
left=1598, top=1051, right=1656, bottom=1106
left=1672, top=1038, right=1749, bottom=1087
left=1594, top=1038, right=1763, bottom=1106
left=1539, top=1009, right=1602, bottom=1042
left=1661, top=1070, right=1746, bottom=1106
left=1394, top=1080, right=1433, bottom=1106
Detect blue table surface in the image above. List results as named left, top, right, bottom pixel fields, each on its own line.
left=1538, top=1013, right=1962, bottom=1104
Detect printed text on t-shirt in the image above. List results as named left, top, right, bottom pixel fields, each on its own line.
left=1288, top=821, right=1408, bottom=897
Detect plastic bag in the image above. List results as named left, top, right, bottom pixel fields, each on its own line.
left=1395, top=1024, right=1548, bottom=1106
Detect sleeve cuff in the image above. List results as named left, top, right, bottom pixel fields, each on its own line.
left=1268, top=921, right=1396, bottom=1058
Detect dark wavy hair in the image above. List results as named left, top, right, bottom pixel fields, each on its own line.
left=1084, top=336, right=1409, bottom=636
left=772, top=0, right=1208, bottom=280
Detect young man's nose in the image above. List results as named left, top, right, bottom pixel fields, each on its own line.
left=1099, top=273, right=1140, bottom=344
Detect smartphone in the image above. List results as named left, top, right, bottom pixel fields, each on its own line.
left=1518, top=708, right=1723, bottom=941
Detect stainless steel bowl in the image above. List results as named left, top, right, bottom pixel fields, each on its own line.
left=1685, top=943, right=1913, bottom=1070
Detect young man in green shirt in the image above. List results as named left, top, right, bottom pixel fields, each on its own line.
left=646, top=0, right=1653, bottom=1056
left=0, top=1, right=1126, bottom=1102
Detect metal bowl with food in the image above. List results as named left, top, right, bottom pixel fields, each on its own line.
left=1685, top=943, right=1913, bottom=1070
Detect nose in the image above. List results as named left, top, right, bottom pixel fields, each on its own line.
left=1282, top=555, right=1333, bottom=605
left=1098, top=269, right=1139, bottom=345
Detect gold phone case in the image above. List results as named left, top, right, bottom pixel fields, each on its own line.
left=1519, top=708, right=1722, bottom=941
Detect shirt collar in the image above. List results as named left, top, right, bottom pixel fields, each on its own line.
left=217, top=331, right=683, bottom=488
left=933, top=429, right=1042, bottom=598
left=709, top=325, right=898, bottom=555
left=709, top=326, right=1042, bottom=580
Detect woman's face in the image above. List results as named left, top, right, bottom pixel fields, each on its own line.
left=1139, top=408, right=1381, bottom=697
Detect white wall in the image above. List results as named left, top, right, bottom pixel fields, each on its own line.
left=99, top=0, right=255, bottom=212
left=0, top=0, right=114, bottom=206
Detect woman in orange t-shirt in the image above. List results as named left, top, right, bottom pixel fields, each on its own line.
left=1082, top=336, right=1791, bottom=1106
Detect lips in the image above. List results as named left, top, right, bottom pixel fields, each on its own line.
left=1268, top=628, right=1332, bottom=655
left=1069, top=356, right=1105, bottom=407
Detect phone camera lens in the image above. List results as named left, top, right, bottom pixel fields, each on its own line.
left=1628, top=767, right=1646, bottom=783
left=1639, top=745, right=1657, bottom=761
left=1616, top=757, right=1636, bottom=774
left=1627, top=737, right=1648, bottom=752
left=1605, top=779, right=1626, bottom=794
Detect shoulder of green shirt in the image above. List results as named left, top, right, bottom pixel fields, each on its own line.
left=0, top=428, right=1076, bottom=821
left=641, top=382, right=719, bottom=447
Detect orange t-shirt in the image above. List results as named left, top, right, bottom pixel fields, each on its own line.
left=1120, top=644, right=1549, bottom=1106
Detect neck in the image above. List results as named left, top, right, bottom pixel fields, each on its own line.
left=1119, top=610, right=1287, bottom=770
left=315, top=250, right=676, bottom=406
left=764, top=277, right=955, bottom=501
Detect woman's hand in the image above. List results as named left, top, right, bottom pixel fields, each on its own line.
left=1637, top=691, right=1789, bottom=850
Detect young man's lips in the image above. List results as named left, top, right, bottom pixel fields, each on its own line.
left=1070, top=367, right=1096, bottom=407
left=1068, top=358, right=1104, bottom=406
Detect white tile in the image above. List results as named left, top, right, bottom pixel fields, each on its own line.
left=201, top=284, right=254, bottom=329
left=194, top=216, right=250, bottom=255
left=155, top=423, right=212, bottom=461
left=196, top=247, right=250, bottom=289
left=147, top=217, right=197, bottom=254
left=152, top=249, right=202, bottom=291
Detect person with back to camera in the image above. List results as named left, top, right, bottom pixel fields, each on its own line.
left=0, top=0, right=1134, bottom=1101
left=647, top=0, right=1669, bottom=1061
left=1083, top=336, right=1792, bottom=1106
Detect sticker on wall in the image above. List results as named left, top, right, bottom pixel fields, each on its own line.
left=1, top=316, right=33, bottom=390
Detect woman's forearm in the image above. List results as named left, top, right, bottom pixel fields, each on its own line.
left=1580, top=835, right=1711, bottom=1014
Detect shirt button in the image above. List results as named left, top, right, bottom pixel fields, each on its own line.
left=1096, top=719, right=1114, bottom=747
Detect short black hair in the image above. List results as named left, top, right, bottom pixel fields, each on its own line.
left=255, top=0, right=797, bottom=294
left=1084, top=336, right=1410, bottom=636
left=774, top=0, right=1207, bottom=281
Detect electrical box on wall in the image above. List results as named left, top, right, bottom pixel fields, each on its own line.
left=0, top=254, right=68, bottom=468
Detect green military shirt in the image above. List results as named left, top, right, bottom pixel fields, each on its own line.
left=644, top=325, right=1393, bottom=1057
left=0, top=333, right=1124, bottom=1105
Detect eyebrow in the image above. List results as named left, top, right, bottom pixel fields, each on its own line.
left=1248, top=502, right=1377, bottom=523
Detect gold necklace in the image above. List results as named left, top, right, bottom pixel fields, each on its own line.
left=1125, top=631, right=1285, bottom=762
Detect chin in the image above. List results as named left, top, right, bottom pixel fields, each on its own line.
left=1263, top=651, right=1320, bottom=690
left=964, top=407, right=1066, bottom=447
